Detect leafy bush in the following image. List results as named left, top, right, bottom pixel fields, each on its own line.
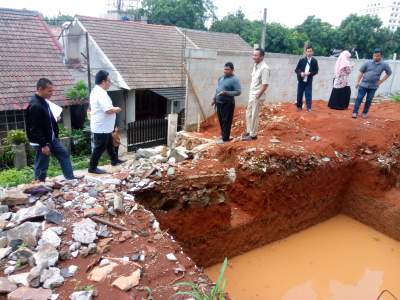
left=6, top=130, right=27, bottom=145
left=0, top=167, right=33, bottom=187
left=58, top=125, right=71, bottom=138
left=66, top=80, right=89, bottom=102
left=71, top=129, right=91, bottom=156
left=0, top=144, right=14, bottom=170
left=175, top=258, right=228, bottom=300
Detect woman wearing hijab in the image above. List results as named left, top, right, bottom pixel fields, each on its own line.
left=328, top=50, right=352, bottom=110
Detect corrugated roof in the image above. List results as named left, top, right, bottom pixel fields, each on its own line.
left=0, top=8, right=76, bottom=111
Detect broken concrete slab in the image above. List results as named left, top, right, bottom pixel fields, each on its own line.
left=40, top=267, right=64, bottom=289
left=38, top=228, right=62, bottom=248
left=7, top=286, right=52, bottom=300
left=8, top=272, right=29, bottom=287
left=0, top=277, right=17, bottom=294
left=33, top=244, right=59, bottom=267
left=87, top=262, right=118, bottom=282
left=0, top=190, right=29, bottom=206
left=72, top=219, right=97, bottom=245
left=111, top=268, right=141, bottom=291
left=69, top=290, right=93, bottom=300
left=7, top=222, right=42, bottom=248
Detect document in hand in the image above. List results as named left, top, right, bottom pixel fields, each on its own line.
left=46, top=100, right=63, bottom=119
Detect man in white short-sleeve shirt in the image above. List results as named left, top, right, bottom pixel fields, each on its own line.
left=88, top=70, right=123, bottom=174
left=242, top=48, right=271, bottom=141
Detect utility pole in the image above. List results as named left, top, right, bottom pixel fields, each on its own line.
left=85, top=31, right=92, bottom=94
left=260, top=8, right=267, bottom=50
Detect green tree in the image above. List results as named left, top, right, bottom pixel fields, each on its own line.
left=44, top=14, right=73, bottom=26
left=210, top=10, right=261, bottom=46
left=294, top=16, right=339, bottom=56
left=265, top=23, right=304, bottom=55
left=141, top=0, right=216, bottom=30
left=337, top=14, right=391, bottom=58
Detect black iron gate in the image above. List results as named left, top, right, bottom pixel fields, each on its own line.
left=127, top=118, right=168, bottom=152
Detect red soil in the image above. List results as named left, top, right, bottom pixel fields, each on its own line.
left=151, top=100, right=400, bottom=267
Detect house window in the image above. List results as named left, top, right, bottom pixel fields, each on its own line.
left=0, top=110, right=26, bottom=139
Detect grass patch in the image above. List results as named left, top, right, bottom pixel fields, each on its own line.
left=392, top=94, right=400, bottom=102
left=0, top=154, right=109, bottom=188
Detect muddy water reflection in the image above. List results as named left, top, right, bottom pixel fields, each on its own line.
left=206, top=215, right=400, bottom=300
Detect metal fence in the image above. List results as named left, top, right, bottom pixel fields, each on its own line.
left=127, top=118, right=168, bottom=152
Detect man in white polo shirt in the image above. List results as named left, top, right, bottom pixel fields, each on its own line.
left=242, top=48, right=271, bottom=141
left=88, top=70, right=123, bottom=174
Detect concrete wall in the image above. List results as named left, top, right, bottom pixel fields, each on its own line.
left=126, top=90, right=136, bottom=124
left=185, top=49, right=400, bottom=127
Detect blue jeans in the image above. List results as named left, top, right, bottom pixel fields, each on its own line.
left=297, top=81, right=313, bottom=110
left=32, top=139, right=74, bottom=181
left=353, top=86, right=377, bottom=115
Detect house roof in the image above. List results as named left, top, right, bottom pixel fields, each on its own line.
left=0, top=8, right=76, bottom=110
left=181, top=28, right=252, bottom=52
left=76, top=16, right=251, bottom=90
left=78, top=16, right=186, bottom=90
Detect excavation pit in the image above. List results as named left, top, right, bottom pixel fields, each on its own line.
left=133, top=101, right=400, bottom=299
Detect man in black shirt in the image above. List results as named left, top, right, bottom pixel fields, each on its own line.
left=294, top=46, right=319, bottom=112
left=26, top=78, right=80, bottom=182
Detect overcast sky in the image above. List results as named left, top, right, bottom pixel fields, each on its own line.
left=0, top=0, right=363, bottom=27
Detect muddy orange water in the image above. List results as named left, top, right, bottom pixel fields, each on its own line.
left=206, top=215, right=400, bottom=300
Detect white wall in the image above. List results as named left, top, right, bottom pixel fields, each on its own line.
left=185, top=49, right=400, bottom=127
left=126, top=90, right=135, bottom=124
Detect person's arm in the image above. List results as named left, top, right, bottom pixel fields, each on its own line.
left=105, top=107, right=121, bottom=114
left=98, top=96, right=121, bottom=114
left=355, top=63, right=367, bottom=88
left=309, top=59, right=319, bottom=76
left=212, top=77, right=221, bottom=106
left=355, top=71, right=363, bottom=89
left=256, top=68, right=270, bottom=99
left=295, top=59, right=303, bottom=76
left=224, top=78, right=242, bottom=97
left=378, top=64, right=392, bottom=86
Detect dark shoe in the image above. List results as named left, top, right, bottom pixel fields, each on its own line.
left=241, top=132, right=250, bottom=138
left=296, top=107, right=302, bottom=112
left=251, top=136, right=258, bottom=140
left=88, top=168, right=107, bottom=174
left=111, top=159, right=126, bottom=166
left=352, top=113, right=358, bottom=119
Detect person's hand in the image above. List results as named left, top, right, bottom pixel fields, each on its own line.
left=306, top=72, right=311, bottom=76
left=301, top=72, right=305, bottom=77
left=211, top=100, right=216, bottom=107
left=355, top=83, right=360, bottom=89
left=256, top=92, right=262, bottom=99
left=218, top=91, right=226, bottom=96
left=114, top=107, right=122, bottom=113
left=41, top=146, right=50, bottom=156
left=377, top=80, right=383, bottom=86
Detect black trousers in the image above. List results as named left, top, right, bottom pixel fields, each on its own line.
left=89, top=133, right=118, bottom=170
left=216, top=101, right=235, bottom=141
left=296, top=80, right=313, bottom=110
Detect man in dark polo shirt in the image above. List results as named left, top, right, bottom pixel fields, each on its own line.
left=211, top=62, right=241, bottom=144
left=352, top=48, right=392, bottom=118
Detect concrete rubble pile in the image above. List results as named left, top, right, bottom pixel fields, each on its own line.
left=0, top=142, right=215, bottom=300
